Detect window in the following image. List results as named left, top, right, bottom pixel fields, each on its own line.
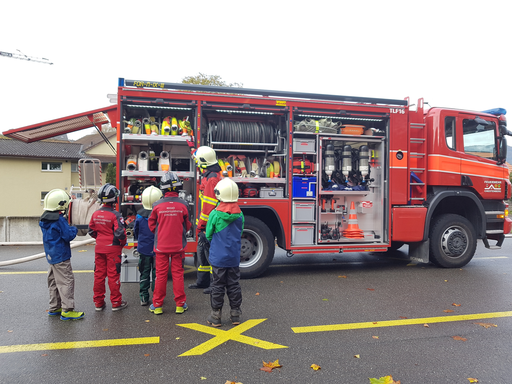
left=42, top=162, right=62, bottom=171
left=463, top=118, right=496, bottom=160
left=445, top=117, right=456, bottom=150
left=41, top=191, right=48, bottom=201
left=71, top=163, right=78, bottom=172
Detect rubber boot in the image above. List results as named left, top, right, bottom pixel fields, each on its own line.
left=230, top=307, right=242, bottom=325
left=207, top=308, right=222, bottom=327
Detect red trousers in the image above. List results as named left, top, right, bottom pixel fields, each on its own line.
left=93, top=252, right=123, bottom=307
left=153, top=252, right=186, bottom=308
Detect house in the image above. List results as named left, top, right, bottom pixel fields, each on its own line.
left=0, top=131, right=116, bottom=218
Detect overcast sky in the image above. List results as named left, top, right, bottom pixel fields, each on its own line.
left=1, top=0, right=511, bottom=140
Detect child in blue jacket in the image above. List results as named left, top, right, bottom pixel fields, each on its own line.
left=39, top=189, right=83, bottom=321
left=134, top=186, right=162, bottom=306
left=205, top=178, right=244, bottom=327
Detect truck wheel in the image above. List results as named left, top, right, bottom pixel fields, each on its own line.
left=239, top=216, right=275, bottom=279
left=429, top=213, right=476, bottom=268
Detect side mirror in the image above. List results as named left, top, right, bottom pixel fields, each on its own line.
left=498, top=136, right=507, bottom=164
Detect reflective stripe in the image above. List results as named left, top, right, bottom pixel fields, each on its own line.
left=200, top=213, right=209, bottom=221
left=202, top=195, right=218, bottom=206
left=198, top=265, right=211, bottom=272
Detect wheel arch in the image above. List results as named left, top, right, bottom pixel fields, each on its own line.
left=423, top=189, right=485, bottom=240
left=240, top=205, right=284, bottom=246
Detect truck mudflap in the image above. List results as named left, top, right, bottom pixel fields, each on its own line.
left=408, top=239, right=429, bottom=263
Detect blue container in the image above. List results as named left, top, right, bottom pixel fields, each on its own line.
left=293, top=177, right=317, bottom=198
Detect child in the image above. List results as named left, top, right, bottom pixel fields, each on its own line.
left=39, top=189, right=84, bottom=321
left=148, top=172, right=191, bottom=315
left=133, top=186, right=162, bottom=306
left=88, top=183, right=128, bottom=311
left=205, top=178, right=244, bottom=327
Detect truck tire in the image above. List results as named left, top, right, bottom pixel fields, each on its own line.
left=239, top=216, right=275, bottom=279
left=429, top=213, right=476, bottom=268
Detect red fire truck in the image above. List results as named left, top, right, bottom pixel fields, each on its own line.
left=114, top=78, right=511, bottom=278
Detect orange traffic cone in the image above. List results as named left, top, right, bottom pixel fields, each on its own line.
left=343, top=201, right=364, bottom=239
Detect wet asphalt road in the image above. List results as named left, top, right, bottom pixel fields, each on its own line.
left=1, top=239, right=511, bottom=384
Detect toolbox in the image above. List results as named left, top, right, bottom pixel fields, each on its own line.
left=292, top=225, right=315, bottom=245
left=120, top=257, right=140, bottom=283
left=293, top=138, right=316, bottom=153
left=260, top=187, right=284, bottom=198
left=292, top=176, right=316, bottom=198
left=293, top=201, right=316, bottom=222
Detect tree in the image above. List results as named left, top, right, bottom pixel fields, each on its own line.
left=105, top=163, right=116, bottom=185
left=182, top=73, right=243, bottom=88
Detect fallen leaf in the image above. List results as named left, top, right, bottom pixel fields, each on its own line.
left=144, top=353, right=150, bottom=357
left=369, top=375, right=401, bottom=384
left=200, top=377, right=207, bottom=380
left=280, top=281, right=283, bottom=283
left=145, top=320, right=150, bottom=323
left=424, top=324, right=429, bottom=328
left=452, top=303, right=461, bottom=307
left=224, top=381, right=243, bottom=384
left=260, top=359, right=282, bottom=372
left=354, top=354, right=361, bottom=358
left=474, top=322, right=497, bottom=329
left=452, top=336, right=467, bottom=341
left=41, top=354, right=48, bottom=357
left=310, top=364, right=321, bottom=371
left=78, top=250, right=87, bottom=252
left=372, top=336, right=379, bottom=339
left=176, top=337, right=180, bottom=340
left=103, top=328, right=109, bottom=331
left=367, top=288, right=375, bottom=291
left=255, top=292, right=260, bottom=296
left=373, top=322, right=378, bottom=324
left=443, top=310, right=454, bottom=313
left=7, top=330, right=13, bottom=333
left=322, top=299, right=328, bottom=301
left=444, top=280, right=448, bottom=282
left=467, top=379, right=479, bottom=383
left=339, top=275, right=347, bottom=278
left=399, top=316, right=407, bottom=319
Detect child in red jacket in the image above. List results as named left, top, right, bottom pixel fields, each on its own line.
left=148, top=172, right=191, bottom=315
left=88, top=184, right=128, bottom=311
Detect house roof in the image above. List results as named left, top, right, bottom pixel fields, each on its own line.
left=0, top=135, right=86, bottom=159
left=73, top=130, right=117, bottom=151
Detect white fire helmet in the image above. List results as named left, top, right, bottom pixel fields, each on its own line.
left=214, top=178, right=239, bottom=202
left=194, top=146, right=217, bottom=169
left=43, top=189, right=71, bottom=211
left=141, top=186, right=163, bottom=210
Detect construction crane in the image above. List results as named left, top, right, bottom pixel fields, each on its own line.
left=0, top=49, right=53, bottom=65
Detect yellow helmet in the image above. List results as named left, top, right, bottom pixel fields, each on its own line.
left=214, top=178, right=239, bottom=202
left=195, top=146, right=217, bottom=168
left=141, top=186, right=163, bottom=210
left=43, top=189, right=71, bottom=211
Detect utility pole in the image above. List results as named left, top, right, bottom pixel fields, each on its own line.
left=0, top=49, right=53, bottom=65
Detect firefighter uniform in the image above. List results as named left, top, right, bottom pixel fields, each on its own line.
left=191, top=164, right=222, bottom=289
left=88, top=205, right=127, bottom=309
left=148, top=191, right=192, bottom=308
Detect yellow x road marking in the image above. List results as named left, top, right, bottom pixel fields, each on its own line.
left=176, top=319, right=287, bottom=356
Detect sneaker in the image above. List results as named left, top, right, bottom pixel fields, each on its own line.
left=95, top=304, right=106, bottom=312
left=149, top=304, right=163, bottom=315
left=48, top=308, right=62, bottom=316
left=112, top=301, right=128, bottom=312
left=176, top=303, right=188, bottom=314
left=60, top=310, right=85, bottom=321
left=203, top=287, right=212, bottom=294
left=140, top=300, right=149, bottom=306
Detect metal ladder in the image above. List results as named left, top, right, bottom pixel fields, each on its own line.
left=409, top=99, right=427, bottom=204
